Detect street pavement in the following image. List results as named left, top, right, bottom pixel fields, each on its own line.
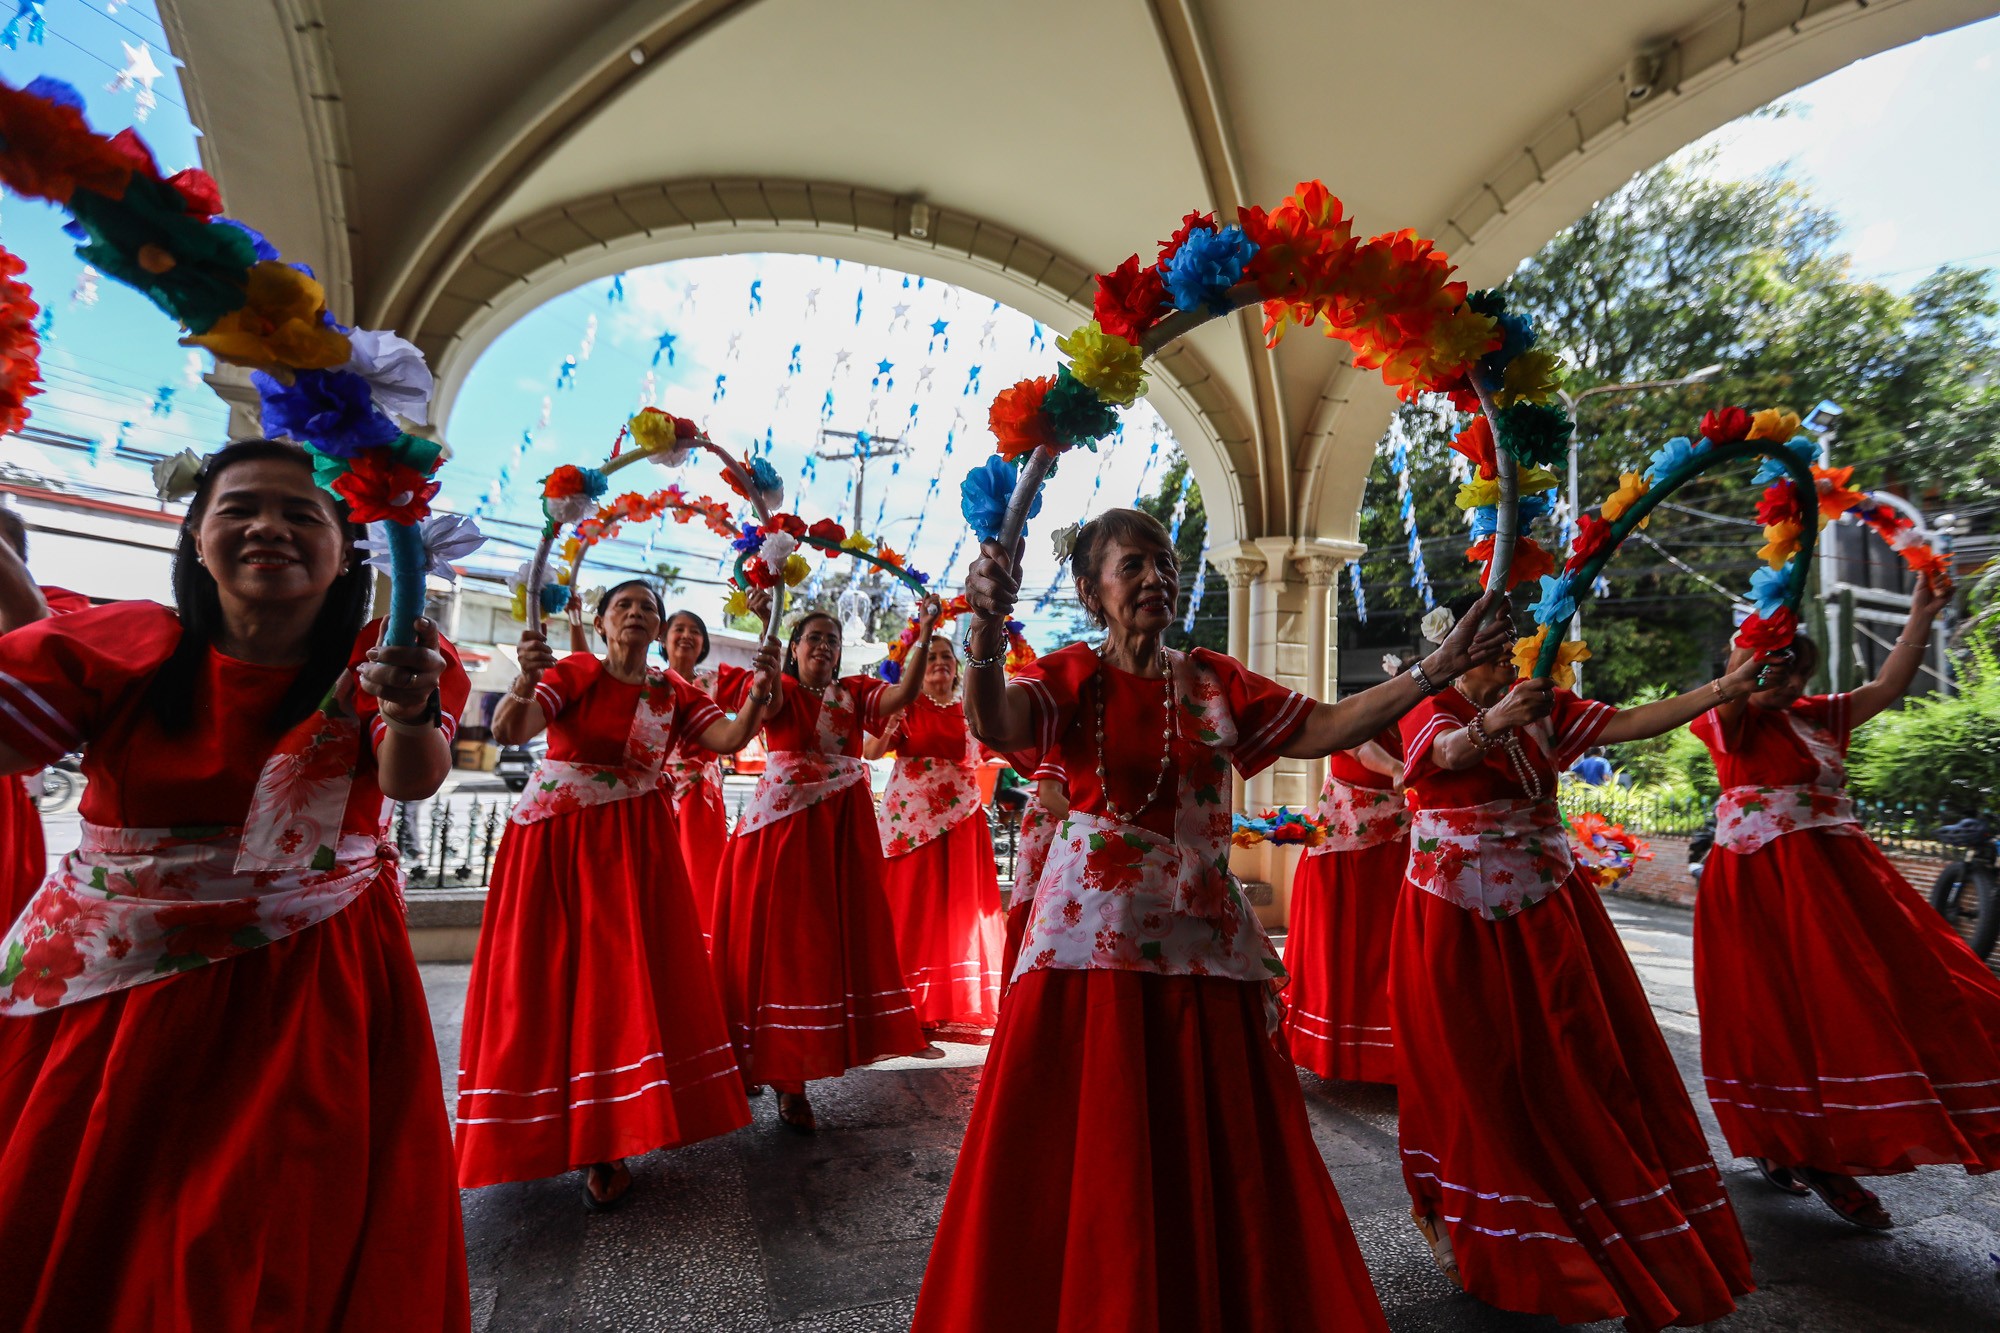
left=425, top=893, right=2000, bottom=1331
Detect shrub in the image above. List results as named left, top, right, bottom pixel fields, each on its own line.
left=1848, top=628, right=2000, bottom=816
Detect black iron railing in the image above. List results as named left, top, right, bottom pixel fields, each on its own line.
left=396, top=798, right=504, bottom=890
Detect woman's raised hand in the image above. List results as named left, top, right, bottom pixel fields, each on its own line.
left=748, top=639, right=781, bottom=702
left=362, top=618, right=449, bottom=720
left=746, top=587, right=774, bottom=625
left=917, top=595, right=944, bottom=634
left=1430, top=589, right=1513, bottom=680
left=515, top=628, right=558, bottom=684
left=1485, top=677, right=1555, bottom=732
left=964, top=539, right=1022, bottom=622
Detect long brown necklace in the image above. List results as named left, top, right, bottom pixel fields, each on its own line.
left=1096, top=646, right=1177, bottom=822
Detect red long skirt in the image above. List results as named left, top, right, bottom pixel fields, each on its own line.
left=710, top=785, right=924, bottom=1089
left=674, top=781, right=730, bottom=950
left=999, top=900, right=1030, bottom=998
left=1696, top=827, right=2000, bottom=1175
left=880, top=813, right=1005, bottom=1029
left=0, top=876, right=468, bottom=1332
left=912, top=968, right=1388, bottom=1332
left=1392, top=872, right=1753, bottom=1330
left=1281, top=838, right=1406, bottom=1084
left=455, top=790, right=748, bottom=1188
left=0, top=777, right=44, bottom=925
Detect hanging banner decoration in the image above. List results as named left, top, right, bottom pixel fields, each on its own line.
left=548, top=483, right=738, bottom=616
left=1347, top=558, right=1367, bottom=625
left=961, top=182, right=1569, bottom=632
left=0, top=77, right=472, bottom=645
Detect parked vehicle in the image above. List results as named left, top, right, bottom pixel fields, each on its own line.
left=495, top=738, right=547, bottom=793
left=1931, top=817, right=1999, bottom=961
left=33, top=755, right=81, bottom=814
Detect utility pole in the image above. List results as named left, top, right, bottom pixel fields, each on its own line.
left=815, top=428, right=911, bottom=532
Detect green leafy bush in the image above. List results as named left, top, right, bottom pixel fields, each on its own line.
left=1848, top=629, right=2000, bottom=815
left=1601, top=685, right=1721, bottom=801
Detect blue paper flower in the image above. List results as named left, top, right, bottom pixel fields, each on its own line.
left=731, top=523, right=764, bottom=553
left=23, top=75, right=81, bottom=110
left=876, top=658, right=902, bottom=684
left=1517, top=490, right=1556, bottom=526
left=253, top=368, right=400, bottom=458
left=1163, top=224, right=1257, bottom=315
left=539, top=582, right=571, bottom=616
left=1469, top=290, right=1536, bottom=371
left=1468, top=505, right=1500, bottom=541
left=961, top=455, right=1042, bottom=541
left=1647, top=435, right=1704, bottom=481
left=1748, top=564, right=1792, bottom=617
left=1528, top=574, right=1576, bottom=627
left=748, top=456, right=782, bottom=495
left=1751, top=434, right=1822, bottom=485
left=217, top=218, right=282, bottom=262
left=577, top=466, right=610, bottom=499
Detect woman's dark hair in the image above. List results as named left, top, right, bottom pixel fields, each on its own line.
left=783, top=611, right=840, bottom=681
left=1071, top=507, right=1176, bottom=628
left=663, top=609, right=711, bottom=665
left=1774, top=631, right=1819, bottom=677
left=144, top=439, right=370, bottom=735
left=593, top=578, right=666, bottom=622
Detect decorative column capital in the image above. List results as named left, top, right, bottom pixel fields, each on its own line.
left=203, top=366, right=264, bottom=441
left=1211, top=541, right=1268, bottom=591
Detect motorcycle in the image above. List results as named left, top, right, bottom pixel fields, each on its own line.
left=32, top=755, right=81, bottom=815
left=1930, top=816, right=1999, bottom=961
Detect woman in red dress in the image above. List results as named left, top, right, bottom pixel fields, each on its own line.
left=0, top=508, right=91, bottom=923
left=0, top=440, right=470, bottom=1332
left=866, top=634, right=1007, bottom=1031
left=913, top=508, right=1510, bottom=1332
left=1393, top=596, right=1764, bottom=1329
left=709, top=605, right=937, bottom=1131
left=1691, top=575, right=2000, bottom=1229
left=456, top=582, right=778, bottom=1208
left=1282, top=724, right=1407, bottom=1085
left=999, top=759, right=1066, bottom=994
left=659, top=607, right=747, bottom=946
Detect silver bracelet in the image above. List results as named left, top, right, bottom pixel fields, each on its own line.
left=1407, top=660, right=1442, bottom=696
left=965, top=646, right=1006, bottom=670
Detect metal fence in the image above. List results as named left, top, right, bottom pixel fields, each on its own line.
left=1556, top=783, right=1951, bottom=857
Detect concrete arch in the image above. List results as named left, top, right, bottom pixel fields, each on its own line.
left=424, top=181, right=1258, bottom=551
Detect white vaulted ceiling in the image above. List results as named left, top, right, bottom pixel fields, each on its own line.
left=157, top=0, right=1997, bottom=552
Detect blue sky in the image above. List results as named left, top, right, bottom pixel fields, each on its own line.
left=0, top=6, right=1994, bottom=645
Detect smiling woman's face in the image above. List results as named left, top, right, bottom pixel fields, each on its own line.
left=192, top=457, right=347, bottom=609
left=1084, top=535, right=1179, bottom=635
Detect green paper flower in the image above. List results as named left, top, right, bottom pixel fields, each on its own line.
left=1040, top=366, right=1118, bottom=448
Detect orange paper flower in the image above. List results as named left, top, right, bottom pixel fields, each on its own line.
left=988, top=375, right=1059, bottom=461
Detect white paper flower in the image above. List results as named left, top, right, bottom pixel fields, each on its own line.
left=1420, top=605, right=1456, bottom=645
left=1380, top=653, right=1405, bottom=678
left=757, top=530, right=798, bottom=573
left=543, top=493, right=593, bottom=526
left=152, top=447, right=203, bottom=502
left=1051, top=522, right=1080, bottom=563
left=341, top=329, right=434, bottom=426
left=505, top=560, right=543, bottom=596
left=358, top=513, right=486, bottom=583
left=644, top=441, right=695, bottom=468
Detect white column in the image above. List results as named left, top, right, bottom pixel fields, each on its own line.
left=1291, top=550, right=1343, bottom=794
left=1211, top=547, right=1268, bottom=813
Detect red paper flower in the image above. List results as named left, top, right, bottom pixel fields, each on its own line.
left=330, top=451, right=439, bottom=525
left=1700, top=406, right=1753, bottom=444
left=1566, top=514, right=1614, bottom=572
left=808, top=518, right=847, bottom=546
left=769, top=512, right=807, bottom=538
left=1467, top=535, right=1554, bottom=590
left=1449, top=415, right=1497, bottom=479
left=1734, top=606, right=1799, bottom=653
left=544, top=464, right=592, bottom=498
left=988, top=375, right=1059, bottom=461
left=0, top=80, right=137, bottom=204
left=1156, top=209, right=1216, bottom=265
left=0, top=245, right=42, bottom=437
left=1092, top=255, right=1169, bottom=344
left=1755, top=480, right=1802, bottom=527
left=875, top=544, right=906, bottom=569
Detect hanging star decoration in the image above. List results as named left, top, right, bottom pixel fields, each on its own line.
left=70, top=265, right=98, bottom=306
left=0, top=1, right=45, bottom=50
left=106, top=41, right=164, bottom=122
left=651, top=330, right=677, bottom=367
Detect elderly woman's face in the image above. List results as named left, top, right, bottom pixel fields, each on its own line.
left=1085, top=535, right=1179, bottom=635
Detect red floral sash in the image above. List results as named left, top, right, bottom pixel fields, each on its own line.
left=1407, top=798, right=1573, bottom=921
left=1713, top=710, right=1859, bottom=854
left=736, top=679, right=870, bottom=836
left=1308, top=776, right=1409, bottom=854
left=1, top=677, right=385, bottom=1014
left=878, top=731, right=983, bottom=856
left=510, top=668, right=682, bottom=825
left=663, top=666, right=725, bottom=808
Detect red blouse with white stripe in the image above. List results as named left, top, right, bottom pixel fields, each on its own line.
left=530, top=652, right=724, bottom=764
left=762, top=673, right=890, bottom=755
left=1010, top=643, right=1309, bottom=838
left=1401, top=686, right=1614, bottom=810
left=0, top=601, right=469, bottom=831
left=1690, top=693, right=1853, bottom=790
left=1326, top=725, right=1402, bottom=790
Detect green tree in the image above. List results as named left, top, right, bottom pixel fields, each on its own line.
left=1066, top=454, right=1227, bottom=651
left=1349, top=147, right=2000, bottom=698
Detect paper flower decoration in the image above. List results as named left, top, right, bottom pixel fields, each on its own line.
left=988, top=375, right=1060, bottom=461
left=340, top=329, right=433, bottom=426
left=1492, top=401, right=1572, bottom=470
left=188, top=260, right=350, bottom=374
left=723, top=587, right=750, bottom=619
left=629, top=406, right=697, bottom=465
left=1601, top=472, right=1651, bottom=525
left=329, top=450, right=437, bottom=525
left=1565, top=514, right=1613, bottom=572
left=254, top=368, right=399, bottom=458
left=1051, top=521, right=1079, bottom=563
left=1735, top=607, right=1798, bottom=655
left=1513, top=626, right=1588, bottom=690
left=1747, top=564, right=1791, bottom=618
left=151, top=445, right=202, bottom=502
left=359, top=513, right=484, bottom=582
left=539, top=582, right=571, bottom=617
left=1054, top=321, right=1147, bottom=406
left=1040, top=366, right=1119, bottom=447
left=1646, top=435, right=1705, bottom=481
left=961, top=454, right=1042, bottom=543
left=1527, top=574, right=1575, bottom=626
left=1748, top=408, right=1800, bottom=442
left=1758, top=519, right=1802, bottom=568
left=1092, top=254, right=1169, bottom=344
left=1162, top=223, right=1257, bottom=315
left=1420, top=605, right=1456, bottom=645
left=1699, top=406, right=1753, bottom=444
left=1493, top=349, right=1563, bottom=408
left=542, top=464, right=609, bottom=526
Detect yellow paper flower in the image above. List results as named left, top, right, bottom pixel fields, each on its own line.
left=723, top=587, right=750, bottom=618
left=1055, top=321, right=1148, bottom=406
left=510, top=586, right=529, bottom=622
left=1759, top=520, right=1802, bottom=567
left=1427, top=307, right=1500, bottom=373
left=1600, top=472, right=1651, bottom=527
left=560, top=536, right=582, bottom=565
left=188, top=261, right=352, bottom=373
left=629, top=408, right=676, bottom=452
left=1455, top=477, right=1500, bottom=511
left=1512, top=626, right=1592, bottom=690
left=782, top=554, right=812, bottom=587
left=1748, top=408, right=1800, bottom=442
left=1494, top=349, right=1564, bottom=408
left=841, top=531, right=875, bottom=554
left=1517, top=466, right=1560, bottom=495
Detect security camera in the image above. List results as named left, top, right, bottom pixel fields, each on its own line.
left=1626, top=49, right=1663, bottom=101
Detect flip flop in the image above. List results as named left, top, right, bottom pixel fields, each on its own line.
left=777, top=1091, right=817, bottom=1134
left=1752, top=1157, right=1811, bottom=1197
left=581, top=1161, right=633, bottom=1213
left=1410, top=1208, right=1463, bottom=1289
left=1798, top=1169, right=1893, bottom=1231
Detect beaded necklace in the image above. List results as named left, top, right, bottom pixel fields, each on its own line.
left=1455, top=680, right=1545, bottom=801
left=1095, top=646, right=1177, bottom=822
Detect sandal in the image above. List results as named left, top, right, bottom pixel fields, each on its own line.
left=1797, top=1168, right=1893, bottom=1231
left=1410, top=1207, right=1463, bottom=1289
left=777, top=1090, right=817, bottom=1134
left=1752, top=1157, right=1811, bottom=1197
left=581, top=1160, right=633, bottom=1213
